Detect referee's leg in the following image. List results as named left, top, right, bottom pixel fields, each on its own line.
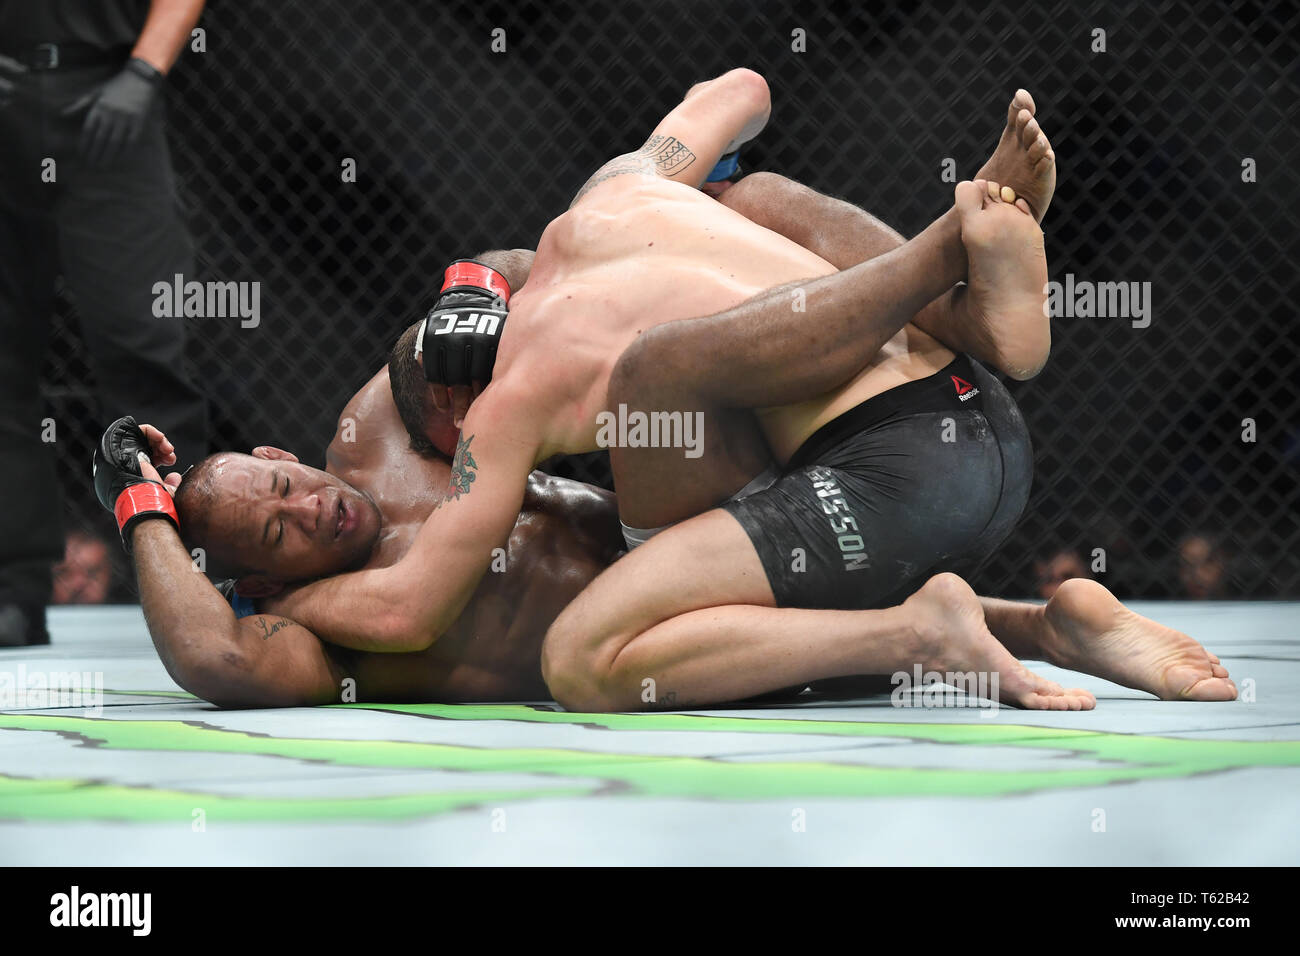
left=0, top=192, right=63, bottom=644
left=57, top=95, right=209, bottom=471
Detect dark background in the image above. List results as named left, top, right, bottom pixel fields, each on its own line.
left=44, top=0, right=1300, bottom=599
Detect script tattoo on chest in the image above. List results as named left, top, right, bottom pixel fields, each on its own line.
left=253, top=617, right=294, bottom=640
left=437, top=434, right=478, bottom=509
left=571, top=135, right=697, bottom=205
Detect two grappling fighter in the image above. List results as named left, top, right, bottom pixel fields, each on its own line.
left=95, top=69, right=1235, bottom=710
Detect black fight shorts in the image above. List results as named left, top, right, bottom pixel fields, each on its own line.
left=723, top=354, right=1032, bottom=609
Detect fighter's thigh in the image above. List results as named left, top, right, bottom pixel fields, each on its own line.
left=541, top=509, right=773, bottom=678
left=608, top=336, right=770, bottom=529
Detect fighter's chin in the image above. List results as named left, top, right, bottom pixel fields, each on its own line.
left=339, top=490, right=383, bottom=564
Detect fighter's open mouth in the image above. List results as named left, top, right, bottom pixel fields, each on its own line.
left=335, top=499, right=344, bottom=539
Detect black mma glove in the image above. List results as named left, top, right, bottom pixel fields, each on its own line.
left=416, top=259, right=512, bottom=389
left=93, top=416, right=179, bottom=553
left=63, top=57, right=164, bottom=166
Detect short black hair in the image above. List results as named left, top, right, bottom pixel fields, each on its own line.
left=172, top=453, right=258, bottom=580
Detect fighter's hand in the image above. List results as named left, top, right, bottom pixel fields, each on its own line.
left=418, top=259, right=511, bottom=428
left=0, top=53, right=27, bottom=109
left=137, top=423, right=177, bottom=469
left=62, top=57, right=163, bottom=166
left=93, top=416, right=181, bottom=551
left=136, top=424, right=184, bottom=494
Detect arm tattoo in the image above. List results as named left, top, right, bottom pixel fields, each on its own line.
left=571, top=135, right=697, bottom=206
left=436, top=434, right=478, bottom=509
left=252, top=617, right=294, bottom=640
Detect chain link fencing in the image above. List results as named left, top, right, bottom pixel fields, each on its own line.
left=42, top=0, right=1299, bottom=600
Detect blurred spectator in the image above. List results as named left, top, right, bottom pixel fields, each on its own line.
left=1034, top=548, right=1089, bottom=600
left=1177, top=533, right=1228, bottom=599
left=52, top=528, right=114, bottom=605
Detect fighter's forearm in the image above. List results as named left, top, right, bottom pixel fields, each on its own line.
left=474, top=248, right=535, bottom=295
left=131, top=519, right=245, bottom=694
left=718, top=172, right=906, bottom=267
left=132, top=0, right=206, bottom=75
left=134, top=521, right=349, bottom=707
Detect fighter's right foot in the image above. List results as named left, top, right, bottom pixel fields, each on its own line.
left=905, top=573, right=1096, bottom=710
left=953, top=179, right=1051, bottom=380
left=1042, top=578, right=1238, bottom=701
left=974, top=89, right=1056, bottom=223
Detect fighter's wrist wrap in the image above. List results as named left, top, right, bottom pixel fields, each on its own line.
left=114, top=483, right=180, bottom=550
left=440, top=260, right=511, bottom=304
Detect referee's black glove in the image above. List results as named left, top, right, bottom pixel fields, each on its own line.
left=63, top=57, right=164, bottom=166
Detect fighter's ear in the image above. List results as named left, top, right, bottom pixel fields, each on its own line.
left=251, top=446, right=299, bottom=463
left=233, top=575, right=284, bottom=599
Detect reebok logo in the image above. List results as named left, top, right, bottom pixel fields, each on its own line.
left=951, top=375, right=980, bottom=401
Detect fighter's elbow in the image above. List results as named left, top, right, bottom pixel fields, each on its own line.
left=725, top=68, right=771, bottom=124
left=381, top=607, right=440, bottom=652
left=172, top=647, right=262, bottom=708
left=724, top=68, right=768, bottom=100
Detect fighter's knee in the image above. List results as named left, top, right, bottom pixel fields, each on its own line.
left=541, top=611, right=621, bottom=713
left=540, top=600, right=642, bottom=712
left=608, top=328, right=678, bottom=408
left=608, top=334, right=652, bottom=401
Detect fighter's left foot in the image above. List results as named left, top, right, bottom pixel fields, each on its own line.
left=974, top=89, right=1056, bottom=223
left=954, top=179, right=1050, bottom=379
left=1042, top=578, right=1238, bottom=701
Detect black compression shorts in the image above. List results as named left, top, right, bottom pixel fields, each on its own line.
left=722, top=353, right=1032, bottom=609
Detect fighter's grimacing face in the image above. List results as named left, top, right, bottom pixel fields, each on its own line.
left=198, top=453, right=382, bottom=583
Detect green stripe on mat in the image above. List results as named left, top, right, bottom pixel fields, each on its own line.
left=1, top=712, right=1297, bottom=822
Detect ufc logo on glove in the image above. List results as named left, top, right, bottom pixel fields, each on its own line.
left=429, top=311, right=503, bottom=336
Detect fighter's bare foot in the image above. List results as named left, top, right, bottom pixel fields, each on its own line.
left=905, top=572, right=1096, bottom=710
left=953, top=179, right=1050, bottom=379
left=1042, top=578, right=1237, bottom=701
left=974, top=90, right=1056, bottom=223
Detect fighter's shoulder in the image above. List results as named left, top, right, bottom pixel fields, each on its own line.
left=327, top=367, right=405, bottom=463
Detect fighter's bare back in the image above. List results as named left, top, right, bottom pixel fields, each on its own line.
left=499, top=173, right=955, bottom=463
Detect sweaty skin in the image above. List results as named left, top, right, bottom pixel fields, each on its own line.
left=134, top=368, right=622, bottom=706
left=502, top=167, right=954, bottom=464
left=315, top=371, right=623, bottom=700
left=263, top=69, right=968, bottom=652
